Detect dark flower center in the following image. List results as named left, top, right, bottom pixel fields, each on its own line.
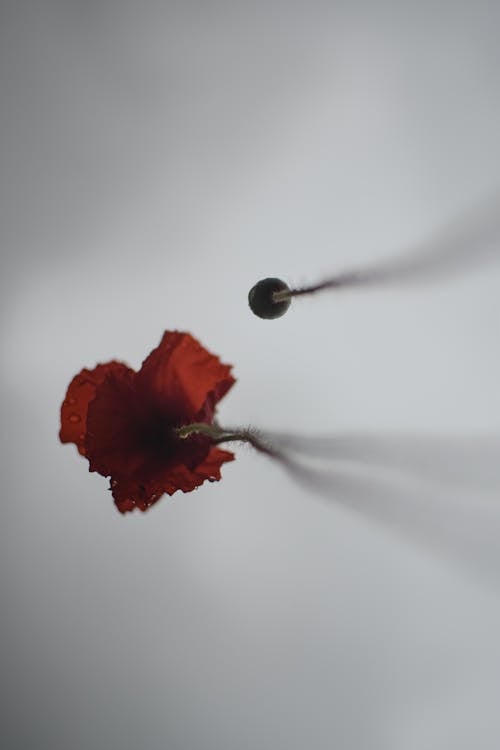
left=135, top=410, right=181, bottom=458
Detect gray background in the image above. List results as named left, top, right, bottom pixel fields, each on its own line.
left=2, top=1, right=500, bottom=748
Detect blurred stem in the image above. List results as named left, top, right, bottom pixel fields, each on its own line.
left=176, top=422, right=289, bottom=463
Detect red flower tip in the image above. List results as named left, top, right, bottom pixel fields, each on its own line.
left=60, top=331, right=235, bottom=513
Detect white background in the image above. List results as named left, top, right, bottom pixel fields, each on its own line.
left=2, top=1, right=500, bottom=748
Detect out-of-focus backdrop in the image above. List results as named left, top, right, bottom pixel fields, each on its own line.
left=2, top=1, right=500, bottom=748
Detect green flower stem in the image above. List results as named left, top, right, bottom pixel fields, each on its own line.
left=176, top=422, right=223, bottom=440
left=177, top=423, right=325, bottom=497
left=176, top=422, right=288, bottom=463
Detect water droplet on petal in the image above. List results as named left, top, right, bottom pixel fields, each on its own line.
left=69, top=413, right=81, bottom=423
left=66, top=397, right=77, bottom=406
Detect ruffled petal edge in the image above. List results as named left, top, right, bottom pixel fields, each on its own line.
left=59, top=361, right=132, bottom=456
left=111, top=446, right=235, bottom=513
left=137, top=331, right=235, bottom=419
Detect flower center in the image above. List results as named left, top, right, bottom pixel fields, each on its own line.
left=136, top=412, right=180, bottom=457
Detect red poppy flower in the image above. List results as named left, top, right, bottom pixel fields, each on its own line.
left=60, top=331, right=235, bottom=513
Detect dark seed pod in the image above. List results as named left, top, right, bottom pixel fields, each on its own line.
left=248, top=278, right=292, bottom=319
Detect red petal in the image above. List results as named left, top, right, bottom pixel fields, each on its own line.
left=59, top=362, right=132, bottom=456
left=84, top=367, right=140, bottom=477
left=136, top=331, right=235, bottom=420
left=111, top=447, right=235, bottom=513
left=195, top=446, right=235, bottom=482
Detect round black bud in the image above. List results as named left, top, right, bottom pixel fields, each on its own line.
left=248, top=277, right=291, bottom=319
